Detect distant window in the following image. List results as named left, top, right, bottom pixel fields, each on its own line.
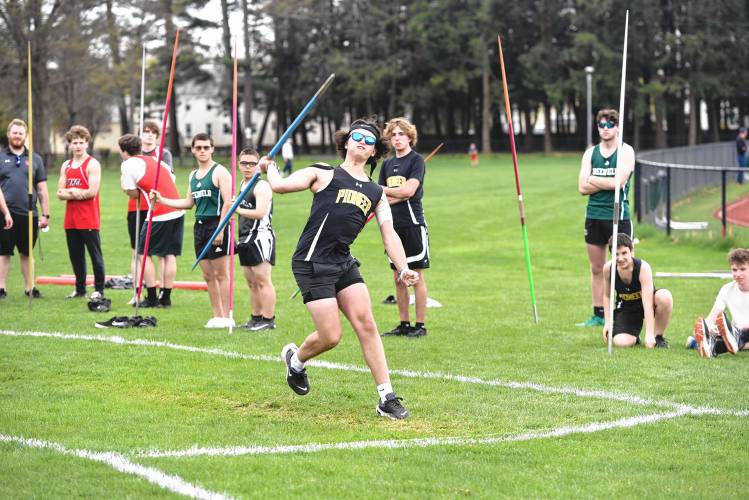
left=206, top=103, right=213, bottom=111
left=223, top=123, right=230, bottom=134
left=206, top=123, right=213, bottom=135
left=185, top=104, right=191, bottom=111
left=186, top=124, right=192, bottom=136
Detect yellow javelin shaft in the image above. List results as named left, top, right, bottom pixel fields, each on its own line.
left=27, top=42, right=34, bottom=300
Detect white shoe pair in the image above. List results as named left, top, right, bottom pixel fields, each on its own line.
left=204, top=317, right=236, bottom=329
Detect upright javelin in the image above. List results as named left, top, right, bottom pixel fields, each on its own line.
left=133, top=44, right=146, bottom=313
left=497, top=34, right=539, bottom=324
left=607, top=11, right=630, bottom=355
left=26, top=42, right=34, bottom=309
left=228, top=40, right=239, bottom=333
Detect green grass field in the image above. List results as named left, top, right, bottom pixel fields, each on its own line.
left=1, top=153, right=746, bottom=498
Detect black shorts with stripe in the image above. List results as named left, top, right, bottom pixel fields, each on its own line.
left=584, top=218, right=632, bottom=246
left=194, top=217, right=231, bottom=260
left=292, top=258, right=363, bottom=304
left=389, top=224, right=430, bottom=270
left=237, top=233, right=275, bottom=267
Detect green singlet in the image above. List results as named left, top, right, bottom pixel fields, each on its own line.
left=190, top=163, right=223, bottom=220
left=585, top=144, right=631, bottom=220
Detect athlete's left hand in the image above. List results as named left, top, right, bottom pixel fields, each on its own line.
left=601, top=326, right=609, bottom=345
left=214, top=231, right=224, bottom=246
left=399, top=269, right=419, bottom=286
left=38, top=215, right=49, bottom=229
left=3, top=212, right=12, bottom=229
left=644, top=335, right=656, bottom=349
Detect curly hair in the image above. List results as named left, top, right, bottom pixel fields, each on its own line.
left=333, top=117, right=389, bottom=169
left=383, top=117, right=418, bottom=147
left=65, top=125, right=91, bottom=143
left=728, top=248, right=749, bottom=266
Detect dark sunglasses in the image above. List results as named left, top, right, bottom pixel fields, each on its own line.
left=350, top=131, right=376, bottom=146
left=239, top=161, right=258, bottom=167
left=597, top=121, right=617, bottom=129
left=193, top=145, right=212, bottom=150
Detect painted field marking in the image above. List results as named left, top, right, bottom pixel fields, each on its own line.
left=2, top=329, right=747, bottom=418
left=0, top=434, right=232, bottom=500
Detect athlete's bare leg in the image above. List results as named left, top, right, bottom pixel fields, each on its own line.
left=393, top=270, right=410, bottom=322
left=244, top=261, right=275, bottom=318
left=654, top=289, right=673, bottom=335
left=587, top=243, right=607, bottom=308
left=297, top=297, right=342, bottom=361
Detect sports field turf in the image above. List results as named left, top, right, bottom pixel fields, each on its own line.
left=1, top=153, right=746, bottom=498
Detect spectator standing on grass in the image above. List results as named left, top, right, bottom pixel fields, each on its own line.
left=56, top=125, right=105, bottom=300
left=235, top=148, right=277, bottom=331
left=468, top=142, right=479, bottom=167
left=281, top=138, right=294, bottom=176
left=119, top=134, right=184, bottom=309
left=151, top=133, right=233, bottom=328
left=602, top=233, right=672, bottom=349
left=736, top=127, right=747, bottom=184
left=692, top=248, right=749, bottom=358
left=0, top=118, right=49, bottom=299
left=259, top=117, right=419, bottom=420
left=576, top=109, right=635, bottom=328
left=379, top=117, right=431, bottom=338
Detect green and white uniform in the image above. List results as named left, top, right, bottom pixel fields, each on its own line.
left=191, top=163, right=223, bottom=219
left=586, top=144, right=631, bottom=220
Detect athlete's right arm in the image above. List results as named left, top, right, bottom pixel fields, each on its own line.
left=578, top=148, right=598, bottom=195
left=57, top=162, right=74, bottom=200
left=150, top=171, right=195, bottom=209
left=259, top=156, right=321, bottom=194
left=236, top=180, right=272, bottom=220
left=0, top=189, right=12, bottom=229
left=601, top=260, right=613, bottom=343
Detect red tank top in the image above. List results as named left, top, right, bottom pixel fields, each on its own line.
left=136, top=155, right=181, bottom=217
left=127, top=149, right=159, bottom=211
left=64, top=156, right=100, bottom=230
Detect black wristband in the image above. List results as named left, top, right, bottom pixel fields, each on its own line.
left=42, top=214, right=50, bottom=218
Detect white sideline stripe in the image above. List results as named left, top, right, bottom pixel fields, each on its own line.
left=2, top=329, right=748, bottom=418
left=137, top=410, right=689, bottom=459
left=0, top=434, right=231, bottom=500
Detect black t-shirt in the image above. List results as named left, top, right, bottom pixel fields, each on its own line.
left=737, top=136, right=747, bottom=156
left=378, top=150, right=426, bottom=227
left=615, top=258, right=644, bottom=312
left=293, top=167, right=382, bottom=264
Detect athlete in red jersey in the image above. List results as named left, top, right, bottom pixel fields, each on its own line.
left=119, top=133, right=184, bottom=308
left=57, top=125, right=105, bottom=299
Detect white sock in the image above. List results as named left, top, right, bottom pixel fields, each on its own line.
left=290, top=352, right=305, bottom=373
left=377, top=382, right=393, bottom=403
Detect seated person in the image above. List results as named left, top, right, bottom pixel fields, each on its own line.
left=693, top=248, right=749, bottom=358
left=602, top=233, right=672, bottom=348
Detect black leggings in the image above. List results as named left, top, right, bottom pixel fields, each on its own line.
left=65, top=229, right=106, bottom=294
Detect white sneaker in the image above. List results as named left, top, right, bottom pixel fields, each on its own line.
left=89, top=291, right=103, bottom=301
left=223, top=317, right=236, bottom=328
left=204, top=317, right=221, bottom=328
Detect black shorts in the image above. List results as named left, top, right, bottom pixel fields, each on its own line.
left=584, top=218, right=633, bottom=246
left=292, top=258, right=363, bottom=304
left=0, top=213, right=38, bottom=256
left=194, top=218, right=231, bottom=260
left=238, top=233, right=275, bottom=267
left=127, top=210, right=148, bottom=249
left=612, top=308, right=644, bottom=339
left=389, top=224, right=430, bottom=270
left=138, top=216, right=184, bottom=257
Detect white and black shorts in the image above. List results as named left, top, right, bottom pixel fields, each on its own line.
left=237, top=233, right=275, bottom=267
left=390, top=224, right=430, bottom=270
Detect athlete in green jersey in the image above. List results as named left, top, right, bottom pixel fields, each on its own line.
left=577, top=108, right=635, bottom=328
left=152, top=133, right=234, bottom=328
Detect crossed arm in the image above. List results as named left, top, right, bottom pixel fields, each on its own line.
left=57, top=159, right=102, bottom=201
left=578, top=145, right=635, bottom=195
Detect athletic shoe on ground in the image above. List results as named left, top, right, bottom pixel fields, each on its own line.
left=158, top=297, right=172, bottom=308
left=575, top=315, right=604, bottom=327
left=382, top=295, right=397, bottom=305
left=249, top=318, right=276, bottom=331
left=281, top=343, right=310, bottom=395
left=95, top=316, right=132, bottom=329
left=0, top=289, right=6, bottom=299
left=694, top=318, right=713, bottom=358
left=89, top=291, right=103, bottom=301
left=715, top=314, right=739, bottom=354
left=223, top=317, right=236, bottom=328
left=134, top=298, right=159, bottom=308
left=131, top=315, right=157, bottom=327
left=24, top=288, right=42, bottom=298
left=376, top=393, right=411, bottom=420
left=240, top=317, right=258, bottom=329
left=407, top=326, right=428, bottom=338
left=654, top=336, right=669, bottom=349
left=381, top=324, right=411, bottom=337
left=685, top=336, right=698, bottom=349
left=204, top=317, right=222, bottom=328
left=66, top=290, right=87, bottom=299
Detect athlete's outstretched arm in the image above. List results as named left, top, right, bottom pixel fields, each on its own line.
left=259, top=156, right=321, bottom=194
left=151, top=171, right=195, bottom=209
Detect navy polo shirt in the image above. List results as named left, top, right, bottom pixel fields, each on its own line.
left=0, top=147, right=47, bottom=215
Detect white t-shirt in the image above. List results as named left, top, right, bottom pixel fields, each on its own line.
left=713, top=281, right=749, bottom=329
left=282, top=141, right=294, bottom=161
left=120, top=157, right=182, bottom=222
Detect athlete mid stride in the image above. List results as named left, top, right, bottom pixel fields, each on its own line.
left=258, top=118, right=419, bottom=420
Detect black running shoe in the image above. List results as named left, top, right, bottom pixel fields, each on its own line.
left=654, top=336, right=669, bottom=349
left=24, top=288, right=42, bottom=298
left=382, top=295, right=397, bottom=305
left=381, top=324, right=411, bottom=337
left=66, top=290, right=87, bottom=299
left=0, top=289, right=6, bottom=299
left=158, top=297, right=172, bottom=308
left=95, top=316, right=132, bottom=329
left=131, top=315, right=157, bottom=327
left=376, top=393, right=411, bottom=420
left=134, top=299, right=159, bottom=308
left=240, top=317, right=258, bottom=329
left=407, top=326, right=428, bottom=338
left=249, top=318, right=276, bottom=331
left=281, top=343, right=309, bottom=395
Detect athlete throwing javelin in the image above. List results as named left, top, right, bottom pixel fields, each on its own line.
left=258, top=118, right=419, bottom=420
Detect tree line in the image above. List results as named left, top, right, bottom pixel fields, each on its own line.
left=1, top=0, right=747, bottom=163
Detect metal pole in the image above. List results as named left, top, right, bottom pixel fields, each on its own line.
left=666, top=166, right=672, bottom=237
left=585, top=66, right=594, bottom=148
left=721, top=169, right=727, bottom=238
left=634, top=161, right=641, bottom=223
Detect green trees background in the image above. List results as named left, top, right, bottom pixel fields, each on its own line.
left=1, top=0, right=747, bottom=158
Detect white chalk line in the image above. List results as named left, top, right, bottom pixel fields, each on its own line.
left=3, top=329, right=748, bottom=417
left=0, top=434, right=232, bottom=500
left=2, top=328, right=747, bottom=418
left=137, top=409, right=690, bottom=459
